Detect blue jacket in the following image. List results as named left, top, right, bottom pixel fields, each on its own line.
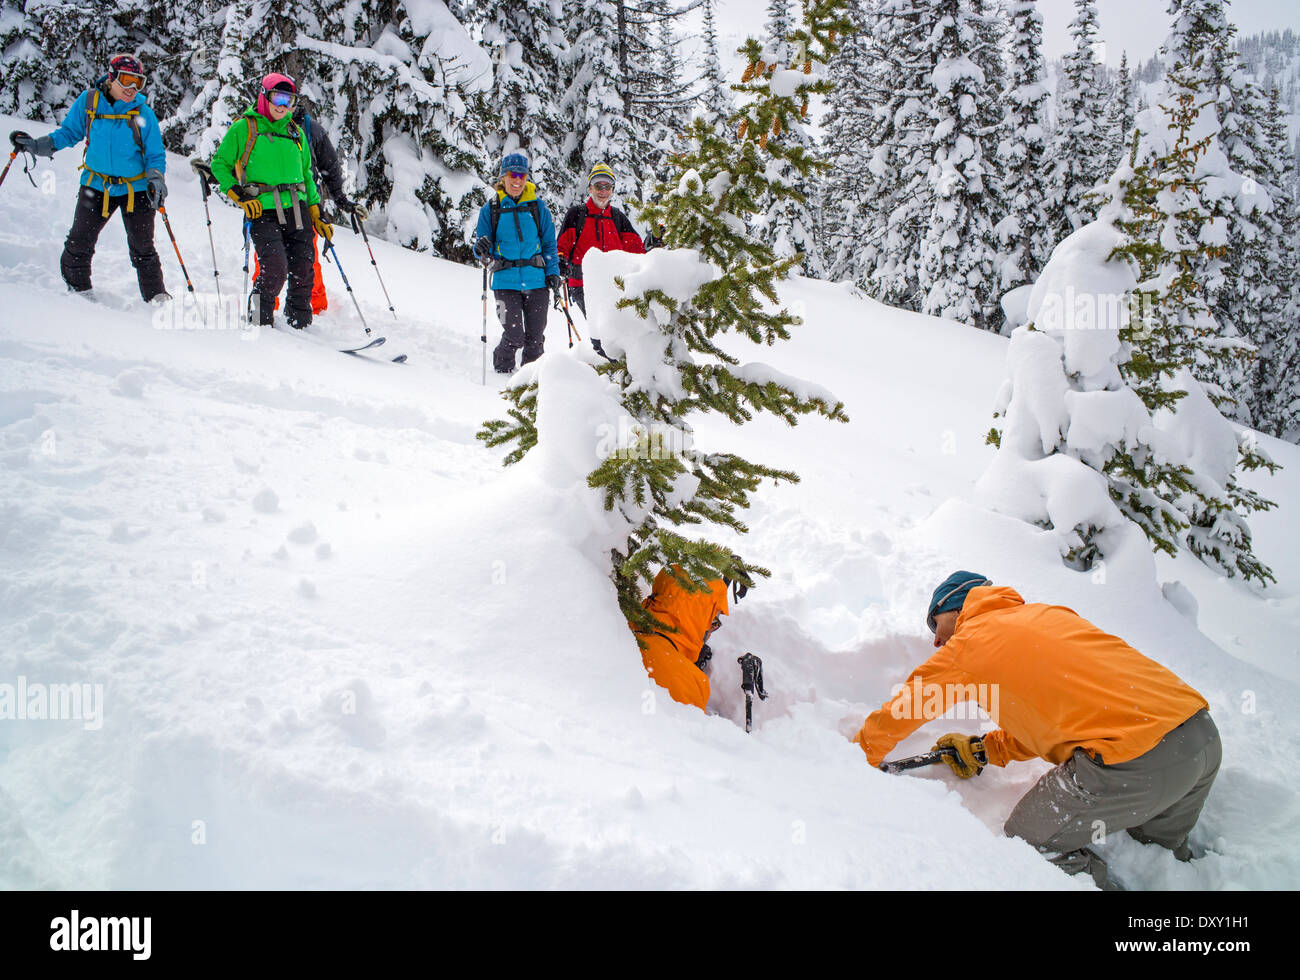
left=474, top=182, right=560, bottom=291
left=49, top=82, right=165, bottom=196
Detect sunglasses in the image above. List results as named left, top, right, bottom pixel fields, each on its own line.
left=116, top=71, right=145, bottom=90
left=505, top=171, right=527, bottom=180
left=269, top=90, right=295, bottom=107
left=591, top=181, right=614, bottom=192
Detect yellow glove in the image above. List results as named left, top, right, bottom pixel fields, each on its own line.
left=228, top=188, right=262, bottom=220
left=309, top=204, right=333, bottom=242
left=933, top=733, right=986, bottom=779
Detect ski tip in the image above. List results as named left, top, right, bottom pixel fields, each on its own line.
left=392, top=354, right=408, bottom=363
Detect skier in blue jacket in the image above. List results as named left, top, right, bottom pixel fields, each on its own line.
left=10, top=54, right=168, bottom=302
left=472, top=152, right=561, bottom=373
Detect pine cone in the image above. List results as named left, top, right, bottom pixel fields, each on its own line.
left=742, top=62, right=756, bottom=83
left=800, top=100, right=809, bottom=120
left=754, top=60, right=766, bottom=77
left=773, top=115, right=783, bottom=137
left=737, top=119, right=749, bottom=140
left=803, top=59, right=812, bottom=74
left=760, top=133, right=769, bottom=150
left=829, top=29, right=837, bottom=45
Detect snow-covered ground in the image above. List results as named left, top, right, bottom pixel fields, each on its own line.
left=2, top=114, right=1297, bottom=890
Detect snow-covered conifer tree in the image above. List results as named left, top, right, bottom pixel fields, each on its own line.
left=699, top=0, right=733, bottom=128
left=480, top=0, right=853, bottom=632
left=1106, top=51, right=1135, bottom=171
left=823, top=0, right=931, bottom=306
left=1046, top=0, right=1110, bottom=244
left=287, top=2, right=493, bottom=258
left=994, top=1, right=1052, bottom=303
left=472, top=0, right=570, bottom=191
left=821, top=0, right=876, bottom=284
left=1110, top=65, right=1277, bottom=582
left=983, top=147, right=1277, bottom=584
left=918, top=0, right=999, bottom=329
left=561, top=0, right=638, bottom=201
left=0, top=0, right=177, bottom=124
left=971, top=0, right=1009, bottom=324
left=1240, top=87, right=1300, bottom=441
left=754, top=0, right=825, bottom=277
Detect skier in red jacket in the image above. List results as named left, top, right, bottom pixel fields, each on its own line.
left=556, top=163, right=645, bottom=357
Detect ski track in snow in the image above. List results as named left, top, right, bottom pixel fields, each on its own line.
left=1, top=114, right=1297, bottom=890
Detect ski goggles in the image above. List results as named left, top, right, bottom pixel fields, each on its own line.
left=268, top=90, right=296, bottom=108
left=115, top=71, right=145, bottom=90
left=504, top=171, right=528, bottom=180
left=590, top=180, right=614, bottom=192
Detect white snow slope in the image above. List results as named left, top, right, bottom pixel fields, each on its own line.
left=2, top=115, right=1298, bottom=890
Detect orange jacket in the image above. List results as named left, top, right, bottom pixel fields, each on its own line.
left=632, top=568, right=729, bottom=710
left=854, top=586, right=1208, bottom=769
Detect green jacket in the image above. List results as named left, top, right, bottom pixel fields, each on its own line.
left=210, top=107, right=321, bottom=209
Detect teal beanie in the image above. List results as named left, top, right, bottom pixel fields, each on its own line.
left=927, top=571, right=991, bottom=633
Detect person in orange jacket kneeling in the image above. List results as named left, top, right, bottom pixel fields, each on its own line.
left=631, top=567, right=732, bottom=711
left=855, top=570, right=1221, bottom=890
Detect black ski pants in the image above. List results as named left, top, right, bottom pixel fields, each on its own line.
left=493, top=287, right=549, bottom=372
left=61, top=185, right=166, bottom=301
left=249, top=202, right=316, bottom=328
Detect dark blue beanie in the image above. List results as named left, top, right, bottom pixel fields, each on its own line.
left=500, top=152, right=529, bottom=176
left=927, top=571, right=991, bottom=632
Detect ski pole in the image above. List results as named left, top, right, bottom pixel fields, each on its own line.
left=0, top=149, right=16, bottom=191
left=557, top=280, right=581, bottom=347
left=737, top=653, right=768, bottom=733
left=156, top=205, right=205, bottom=325
left=323, top=239, right=370, bottom=335
left=561, top=280, right=574, bottom=348
left=190, top=160, right=222, bottom=303
left=2, top=133, right=38, bottom=191
left=242, top=220, right=252, bottom=324
left=350, top=210, right=396, bottom=319
left=480, top=263, right=488, bottom=385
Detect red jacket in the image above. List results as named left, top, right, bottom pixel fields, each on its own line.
left=556, top=197, right=645, bottom=286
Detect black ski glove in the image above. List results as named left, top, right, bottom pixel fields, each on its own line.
left=146, top=168, right=167, bottom=209
left=546, top=273, right=563, bottom=294
left=337, top=198, right=371, bottom=221
left=10, top=130, right=53, bottom=158
left=474, top=236, right=493, bottom=264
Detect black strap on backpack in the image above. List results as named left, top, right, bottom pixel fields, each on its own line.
left=488, top=195, right=544, bottom=269
left=564, top=204, right=635, bottom=278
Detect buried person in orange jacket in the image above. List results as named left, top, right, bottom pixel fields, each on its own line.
left=854, top=570, right=1221, bottom=890
left=631, top=567, right=733, bottom=710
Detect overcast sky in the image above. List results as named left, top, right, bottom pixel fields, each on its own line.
left=709, top=0, right=1300, bottom=71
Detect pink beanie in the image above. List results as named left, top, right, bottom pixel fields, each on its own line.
left=256, top=72, right=296, bottom=118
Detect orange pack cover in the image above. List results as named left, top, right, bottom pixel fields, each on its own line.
left=632, top=568, right=729, bottom=710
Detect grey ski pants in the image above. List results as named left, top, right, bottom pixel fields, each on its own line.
left=1003, top=709, right=1221, bottom=889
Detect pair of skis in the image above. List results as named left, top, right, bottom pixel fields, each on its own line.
left=191, top=160, right=406, bottom=363
left=338, top=334, right=406, bottom=364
